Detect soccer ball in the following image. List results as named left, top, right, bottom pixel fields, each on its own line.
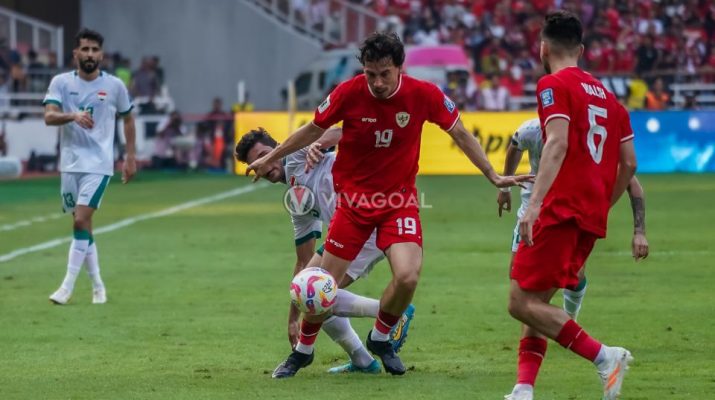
left=290, top=267, right=337, bottom=315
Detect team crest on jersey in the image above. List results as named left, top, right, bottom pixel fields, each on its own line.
left=443, top=96, right=456, bottom=113
left=318, top=95, right=331, bottom=114
left=97, top=90, right=107, bottom=101
left=540, top=88, right=554, bottom=107
left=396, top=112, right=410, bottom=128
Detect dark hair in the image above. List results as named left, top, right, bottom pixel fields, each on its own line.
left=234, top=127, right=278, bottom=163
left=75, top=28, right=104, bottom=48
left=541, top=11, right=582, bottom=52
left=358, top=31, right=405, bottom=67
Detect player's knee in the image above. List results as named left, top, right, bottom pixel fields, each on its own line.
left=72, top=217, right=90, bottom=230
left=507, top=296, right=527, bottom=320
left=394, top=270, right=420, bottom=292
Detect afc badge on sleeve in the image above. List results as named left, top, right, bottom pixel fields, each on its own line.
left=318, top=95, right=331, bottom=113
left=540, top=88, right=554, bottom=108
left=443, top=96, right=456, bottom=113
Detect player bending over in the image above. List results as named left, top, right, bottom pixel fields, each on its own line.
left=235, top=127, right=415, bottom=374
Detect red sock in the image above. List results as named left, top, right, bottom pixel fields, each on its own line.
left=298, top=320, right=323, bottom=346
left=374, top=309, right=401, bottom=335
left=555, top=319, right=602, bottom=361
left=517, top=337, right=548, bottom=386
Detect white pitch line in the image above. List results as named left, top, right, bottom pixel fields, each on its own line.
left=0, top=183, right=268, bottom=263
left=1, top=212, right=65, bottom=232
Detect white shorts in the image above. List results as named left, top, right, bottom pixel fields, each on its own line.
left=317, top=230, right=384, bottom=280
left=511, top=196, right=530, bottom=253
left=60, top=172, right=111, bottom=213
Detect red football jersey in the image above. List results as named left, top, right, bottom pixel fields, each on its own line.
left=313, top=73, right=460, bottom=198
left=536, top=66, right=634, bottom=237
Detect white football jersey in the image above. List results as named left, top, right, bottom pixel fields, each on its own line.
left=43, top=71, right=133, bottom=176
left=512, top=118, right=543, bottom=203
left=283, top=149, right=337, bottom=245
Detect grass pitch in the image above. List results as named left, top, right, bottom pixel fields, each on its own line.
left=0, top=173, right=713, bottom=399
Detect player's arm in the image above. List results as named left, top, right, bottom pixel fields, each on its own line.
left=627, top=175, right=648, bottom=260
left=246, top=122, right=325, bottom=181
left=44, top=104, right=93, bottom=129
left=121, top=113, right=137, bottom=184
left=519, top=118, right=569, bottom=246
left=447, top=120, right=531, bottom=188
left=610, top=139, right=637, bottom=206
left=305, top=126, right=342, bottom=172
left=497, top=139, right=525, bottom=216
left=287, top=238, right=317, bottom=348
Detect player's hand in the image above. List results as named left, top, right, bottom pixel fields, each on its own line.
left=497, top=190, right=511, bottom=217
left=305, top=142, right=325, bottom=172
left=122, top=155, right=136, bottom=184
left=493, top=174, right=534, bottom=189
left=288, top=320, right=300, bottom=349
left=73, top=111, right=94, bottom=129
left=518, top=204, right=540, bottom=246
left=632, top=232, right=649, bottom=261
left=245, top=155, right=271, bottom=182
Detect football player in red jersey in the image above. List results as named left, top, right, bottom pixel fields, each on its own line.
left=505, top=11, right=638, bottom=400
left=247, top=32, right=531, bottom=378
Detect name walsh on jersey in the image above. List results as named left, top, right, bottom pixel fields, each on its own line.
left=581, top=82, right=606, bottom=99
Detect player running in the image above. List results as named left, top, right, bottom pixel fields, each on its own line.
left=234, top=127, right=414, bottom=374
left=43, top=28, right=136, bottom=305
left=498, top=118, right=648, bottom=399
left=247, top=31, right=531, bottom=378
left=506, top=11, right=638, bottom=400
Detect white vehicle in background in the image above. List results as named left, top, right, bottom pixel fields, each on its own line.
left=290, top=44, right=476, bottom=110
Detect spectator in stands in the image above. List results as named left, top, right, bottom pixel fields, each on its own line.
left=627, top=73, right=648, bottom=110
left=635, top=34, right=660, bottom=75
left=308, top=0, right=329, bottom=31
left=9, top=51, right=26, bottom=93
left=201, top=97, right=234, bottom=171
left=0, top=131, right=6, bottom=156
left=26, top=49, right=47, bottom=93
left=152, top=111, right=184, bottom=169
left=645, top=78, right=670, bottom=110
left=131, top=57, right=159, bottom=99
left=480, top=74, right=510, bottom=111
left=683, top=92, right=698, bottom=110
left=115, top=58, right=132, bottom=88
left=131, top=57, right=160, bottom=114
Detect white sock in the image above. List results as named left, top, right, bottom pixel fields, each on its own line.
left=332, top=289, right=380, bottom=318
left=322, top=316, right=375, bottom=368
left=295, top=342, right=313, bottom=355
left=61, top=238, right=89, bottom=292
left=370, top=328, right=390, bottom=342
left=512, top=383, right=534, bottom=393
left=594, top=345, right=608, bottom=366
left=563, top=280, right=587, bottom=318
left=85, top=242, right=105, bottom=290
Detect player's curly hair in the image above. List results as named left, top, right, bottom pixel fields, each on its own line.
left=542, top=10, right=582, bottom=52
left=358, top=31, right=405, bottom=67
left=75, top=28, right=104, bottom=48
left=234, top=127, right=278, bottom=163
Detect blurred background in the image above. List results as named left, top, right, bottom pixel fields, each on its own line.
left=0, top=0, right=714, bottom=178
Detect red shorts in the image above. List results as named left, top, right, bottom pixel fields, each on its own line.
left=324, top=205, right=423, bottom=261
left=511, top=219, right=598, bottom=291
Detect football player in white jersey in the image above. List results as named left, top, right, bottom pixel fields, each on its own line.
left=43, top=29, right=136, bottom=305
left=235, top=127, right=414, bottom=375
left=498, top=118, right=648, bottom=400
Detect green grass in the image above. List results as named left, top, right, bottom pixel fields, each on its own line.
left=0, top=173, right=713, bottom=399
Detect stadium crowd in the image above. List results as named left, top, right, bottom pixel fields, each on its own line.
left=356, top=0, right=714, bottom=110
